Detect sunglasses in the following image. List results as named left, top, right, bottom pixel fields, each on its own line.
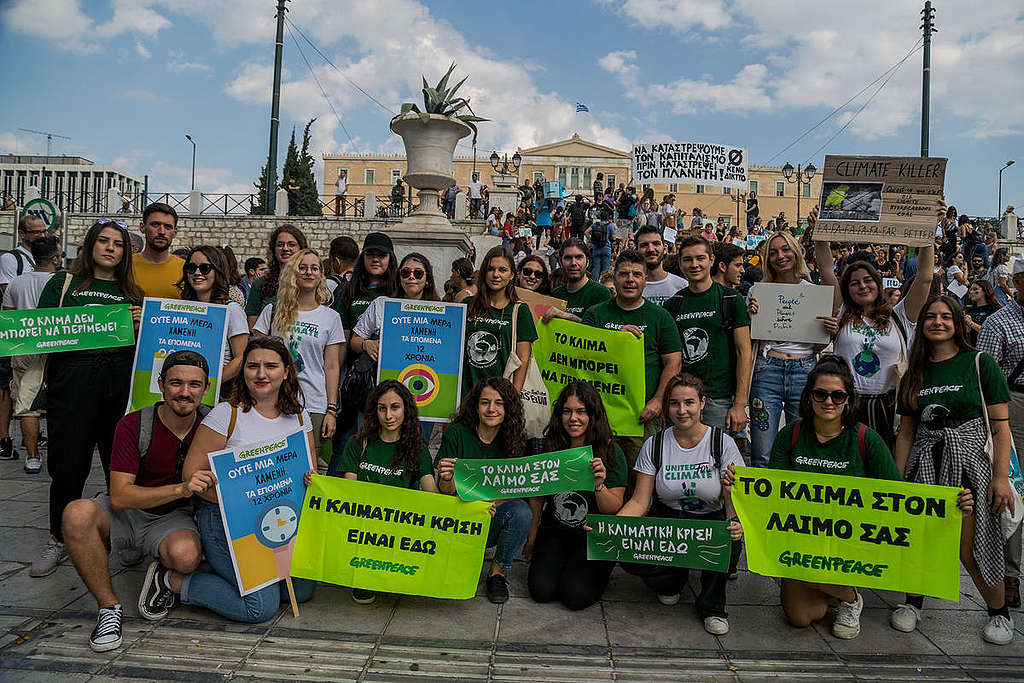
left=184, top=262, right=215, bottom=275
left=400, top=267, right=425, bottom=279
left=97, top=217, right=128, bottom=229
left=520, top=267, right=544, bottom=278
left=810, top=389, right=849, bottom=404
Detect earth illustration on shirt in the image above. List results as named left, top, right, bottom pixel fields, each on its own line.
left=467, top=330, right=499, bottom=368
left=552, top=491, right=588, bottom=527
left=682, top=328, right=710, bottom=362
left=851, top=321, right=882, bottom=377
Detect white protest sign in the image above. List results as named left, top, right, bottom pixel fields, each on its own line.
left=883, top=277, right=900, bottom=290
left=663, top=226, right=677, bottom=244
left=632, top=142, right=748, bottom=189
left=750, top=283, right=835, bottom=344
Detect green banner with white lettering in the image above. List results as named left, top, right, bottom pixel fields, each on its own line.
left=0, top=305, right=134, bottom=355
left=586, top=514, right=731, bottom=571
left=453, top=446, right=595, bottom=501
left=731, top=467, right=962, bottom=600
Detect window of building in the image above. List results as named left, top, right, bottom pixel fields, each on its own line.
left=365, top=168, right=375, bottom=185
left=570, top=167, right=580, bottom=189
left=776, top=181, right=785, bottom=197
left=749, top=179, right=759, bottom=195
left=723, top=186, right=731, bottom=195
left=720, top=215, right=731, bottom=227
left=582, top=167, right=592, bottom=191
left=29, top=171, right=39, bottom=187
left=533, top=171, right=544, bottom=183
left=606, top=174, right=616, bottom=190
left=557, top=167, right=567, bottom=187
left=802, top=181, right=811, bottom=198
left=696, top=185, right=705, bottom=194
left=669, top=183, right=678, bottom=192
left=391, top=169, right=402, bottom=185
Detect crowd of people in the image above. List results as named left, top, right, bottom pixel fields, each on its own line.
left=3, top=191, right=1022, bottom=653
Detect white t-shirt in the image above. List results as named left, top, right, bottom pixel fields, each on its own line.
left=0, top=246, right=35, bottom=286
left=353, top=296, right=386, bottom=340
left=4, top=271, right=53, bottom=310
left=757, top=280, right=817, bottom=356
left=221, top=301, right=249, bottom=370
left=468, top=181, right=484, bottom=199
left=834, top=298, right=914, bottom=394
left=643, top=273, right=688, bottom=307
left=635, top=427, right=744, bottom=513
left=254, top=304, right=345, bottom=413
left=202, top=401, right=312, bottom=451
left=336, top=177, right=347, bottom=194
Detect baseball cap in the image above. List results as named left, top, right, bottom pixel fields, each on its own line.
left=1012, top=257, right=1024, bottom=276
left=160, top=350, right=210, bottom=379
left=363, top=232, right=393, bottom=255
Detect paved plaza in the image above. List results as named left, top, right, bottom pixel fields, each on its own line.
left=3, top=442, right=1024, bottom=682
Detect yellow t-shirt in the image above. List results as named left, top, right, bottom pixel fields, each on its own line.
left=132, top=255, right=184, bottom=299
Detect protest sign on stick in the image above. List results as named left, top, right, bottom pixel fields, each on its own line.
left=749, top=283, right=835, bottom=345
left=533, top=318, right=645, bottom=437
left=0, top=305, right=133, bottom=356
left=586, top=514, right=731, bottom=571
left=731, top=466, right=962, bottom=600
left=377, top=299, right=466, bottom=423
left=291, top=476, right=492, bottom=599
left=632, top=142, right=748, bottom=190
left=128, top=298, right=228, bottom=412
left=453, top=446, right=595, bottom=501
left=814, top=155, right=947, bottom=246
left=515, top=287, right=566, bottom=328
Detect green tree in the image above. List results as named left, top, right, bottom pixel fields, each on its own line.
left=279, top=119, right=320, bottom=216
left=251, top=162, right=276, bottom=215
left=280, top=127, right=301, bottom=216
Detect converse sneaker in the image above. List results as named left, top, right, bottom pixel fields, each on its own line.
left=982, top=614, right=1014, bottom=645
left=0, top=436, right=15, bottom=460
left=704, top=616, right=729, bottom=635
left=30, top=537, right=66, bottom=577
left=890, top=603, right=922, bottom=632
left=832, top=591, right=863, bottom=639
left=138, top=562, right=175, bottom=621
left=89, top=604, right=123, bottom=652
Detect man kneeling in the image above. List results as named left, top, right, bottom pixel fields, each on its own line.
left=63, top=351, right=215, bottom=652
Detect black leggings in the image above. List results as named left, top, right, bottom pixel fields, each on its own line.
left=528, top=526, right=614, bottom=611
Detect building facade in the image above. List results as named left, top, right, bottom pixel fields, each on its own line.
left=323, top=134, right=824, bottom=227
left=0, top=155, right=144, bottom=212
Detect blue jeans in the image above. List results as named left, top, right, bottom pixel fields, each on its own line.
left=486, top=498, right=531, bottom=572
left=748, top=355, right=815, bottom=467
left=591, top=248, right=611, bottom=280
left=700, top=395, right=737, bottom=436
left=181, top=501, right=316, bottom=623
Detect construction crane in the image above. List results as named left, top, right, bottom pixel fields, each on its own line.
left=18, top=128, right=71, bottom=156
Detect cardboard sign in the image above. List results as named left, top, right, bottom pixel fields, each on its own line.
left=815, top=155, right=947, bottom=246
left=750, top=283, right=834, bottom=344
left=632, top=142, right=748, bottom=189
left=586, top=514, right=731, bottom=571
left=453, top=446, right=595, bottom=501
left=515, top=287, right=566, bottom=327
left=0, top=305, right=134, bottom=356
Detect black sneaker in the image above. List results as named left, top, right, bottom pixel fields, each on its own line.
left=0, top=437, right=15, bottom=460
left=486, top=574, right=509, bottom=604
left=352, top=588, right=376, bottom=605
left=23, top=434, right=46, bottom=449
left=138, top=561, right=175, bottom=621
left=90, top=604, right=123, bottom=652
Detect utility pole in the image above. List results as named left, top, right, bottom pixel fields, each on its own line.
left=265, top=0, right=289, bottom=214
left=920, top=1, right=936, bottom=157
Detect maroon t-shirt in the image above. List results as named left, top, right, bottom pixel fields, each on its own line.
left=111, top=408, right=202, bottom=515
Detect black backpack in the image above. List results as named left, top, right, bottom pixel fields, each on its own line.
left=337, top=351, right=376, bottom=432
left=591, top=221, right=609, bottom=249
left=651, top=426, right=724, bottom=472
left=0, top=250, right=30, bottom=308
left=569, top=201, right=587, bottom=225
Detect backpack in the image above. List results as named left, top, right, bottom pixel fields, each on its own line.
left=591, top=221, right=609, bottom=249
left=668, top=285, right=739, bottom=332
left=569, top=201, right=587, bottom=225
left=791, top=419, right=867, bottom=466
left=338, top=351, right=377, bottom=431
left=136, top=402, right=213, bottom=462
left=0, top=250, right=30, bottom=308
left=651, top=426, right=725, bottom=472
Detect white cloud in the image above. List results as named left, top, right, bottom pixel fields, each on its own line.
left=599, top=0, right=730, bottom=32
left=0, top=0, right=171, bottom=53
left=0, top=131, right=44, bottom=155
left=134, top=40, right=151, bottom=59
left=167, top=49, right=213, bottom=73
left=598, top=50, right=638, bottom=78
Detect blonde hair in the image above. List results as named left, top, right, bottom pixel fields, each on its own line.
left=760, top=231, right=810, bottom=282
left=272, top=248, right=333, bottom=334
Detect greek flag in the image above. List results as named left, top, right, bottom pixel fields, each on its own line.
left=576, top=102, right=589, bottom=113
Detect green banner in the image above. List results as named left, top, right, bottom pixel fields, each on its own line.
left=290, top=475, right=492, bottom=599
left=731, top=466, right=962, bottom=600
left=0, top=305, right=134, bottom=356
left=533, top=319, right=645, bottom=437
left=453, top=446, right=595, bottom=501
left=586, top=514, right=731, bottom=571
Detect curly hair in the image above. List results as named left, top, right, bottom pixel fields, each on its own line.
left=543, top=381, right=616, bottom=468
left=272, top=248, right=333, bottom=333
left=451, top=376, right=526, bottom=459
left=177, top=245, right=231, bottom=304
left=353, top=380, right=424, bottom=474
left=230, top=335, right=304, bottom=415
left=259, top=225, right=308, bottom=297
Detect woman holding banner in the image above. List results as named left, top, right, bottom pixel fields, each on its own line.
left=177, top=246, right=249, bottom=395
left=437, top=377, right=531, bottom=605
left=181, top=335, right=317, bottom=622
left=617, top=374, right=744, bottom=635
left=526, top=382, right=627, bottom=611
left=892, top=295, right=1012, bottom=644
left=245, top=225, right=307, bottom=329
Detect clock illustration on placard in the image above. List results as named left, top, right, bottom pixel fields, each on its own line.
left=255, top=502, right=300, bottom=549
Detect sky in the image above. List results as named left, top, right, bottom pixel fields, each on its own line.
left=0, top=0, right=1021, bottom=218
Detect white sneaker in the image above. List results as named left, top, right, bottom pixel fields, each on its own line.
left=983, top=614, right=1014, bottom=645
left=89, top=604, right=123, bottom=652
left=23, top=456, right=41, bottom=474
left=704, top=616, right=729, bottom=635
left=30, top=537, right=66, bottom=577
left=657, top=593, right=680, bottom=606
left=890, top=604, right=922, bottom=632
left=832, top=591, right=863, bottom=639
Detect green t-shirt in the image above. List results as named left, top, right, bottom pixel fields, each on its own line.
left=335, top=435, right=433, bottom=489
left=897, top=351, right=1010, bottom=421
left=662, top=282, right=750, bottom=399
left=462, top=298, right=537, bottom=396
left=434, top=422, right=521, bottom=466
left=769, top=421, right=901, bottom=480
left=37, top=273, right=135, bottom=356
left=244, top=275, right=276, bottom=317
left=551, top=278, right=613, bottom=318
left=333, top=284, right=381, bottom=331
left=540, top=442, right=627, bottom=531
left=582, top=299, right=682, bottom=402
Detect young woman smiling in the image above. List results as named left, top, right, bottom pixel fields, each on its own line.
left=245, top=224, right=308, bottom=329
left=516, top=254, right=551, bottom=295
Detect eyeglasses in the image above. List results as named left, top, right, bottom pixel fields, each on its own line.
left=400, top=267, right=425, bottom=279
left=96, top=217, right=128, bottom=229
left=810, top=389, right=849, bottom=404
left=520, top=267, right=544, bottom=278
left=184, top=262, right=215, bottom=275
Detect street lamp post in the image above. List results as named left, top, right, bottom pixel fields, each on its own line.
left=185, top=134, right=196, bottom=191
left=999, top=160, right=1015, bottom=217
left=489, top=150, right=522, bottom=176
left=782, top=162, right=816, bottom=229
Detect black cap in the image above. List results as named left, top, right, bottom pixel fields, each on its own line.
left=160, top=350, right=210, bottom=379
left=363, top=232, right=393, bottom=254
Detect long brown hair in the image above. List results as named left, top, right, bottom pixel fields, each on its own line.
left=467, top=246, right=519, bottom=319
left=354, top=380, right=425, bottom=474
left=898, top=295, right=975, bottom=413
left=71, top=220, right=144, bottom=303
left=838, top=260, right=893, bottom=331
left=451, top=376, right=525, bottom=459
left=178, top=245, right=231, bottom=304
left=229, top=335, right=304, bottom=415
left=543, top=381, right=616, bottom=468
left=259, top=224, right=308, bottom=297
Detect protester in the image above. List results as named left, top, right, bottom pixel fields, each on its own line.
left=964, top=280, right=1002, bottom=345
left=618, top=374, right=744, bottom=634
left=516, top=254, right=552, bottom=295
left=131, top=203, right=183, bottom=299
left=325, top=235, right=359, bottom=290
left=987, top=248, right=1013, bottom=306
left=245, top=225, right=308, bottom=328
left=746, top=191, right=759, bottom=229
left=636, top=226, right=687, bottom=306
left=334, top=232, right=398, bottom=337
left=239, top=257, right=266, bottom=300
left=711, top=242, right=745, bottom=288
left=449, top=257, right=476, bottom=303
left=437, top=377, right=530, bottom=604
left=888, top=295, right=1014, bottom=643
left=334, top=169, right=348, bottom=216
left=586, top=206, right=616, bottom=279
left=181, top=336, right=316, bottom=622
left=31, top=219, right=144, bottom=578
left=543, top=238, right=612, bottom=323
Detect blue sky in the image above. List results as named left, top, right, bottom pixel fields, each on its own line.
left=1, top=0, right=1021, bottom=217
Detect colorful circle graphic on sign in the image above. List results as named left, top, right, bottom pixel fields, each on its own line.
left=398, top=363, right=439, bottom=407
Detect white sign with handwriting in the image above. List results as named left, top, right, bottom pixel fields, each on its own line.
left=750, top=283, right=835, bottom=345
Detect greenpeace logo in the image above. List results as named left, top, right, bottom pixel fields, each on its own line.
left=349, top=556, right=419, bottom=575
left=794, top=456, right=848, bottom=470
left=919, top=385, right=962, bottom=396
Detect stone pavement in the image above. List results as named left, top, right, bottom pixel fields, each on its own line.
left=3, top=447, right=1024, bottom=681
